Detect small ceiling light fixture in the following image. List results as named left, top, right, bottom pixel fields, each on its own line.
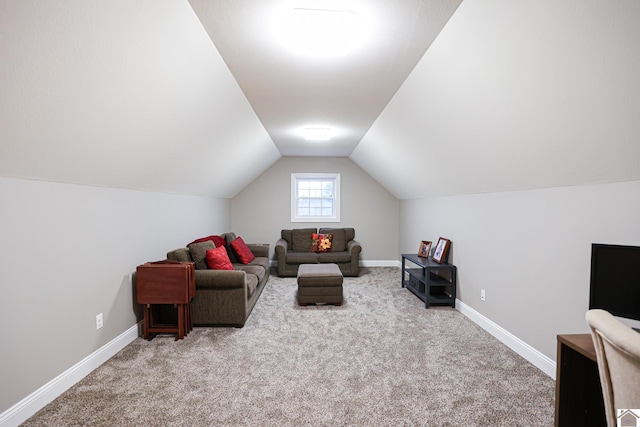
left=284, top=8, right=362, bottom=56
left=303, top=127, right=333, bottom=141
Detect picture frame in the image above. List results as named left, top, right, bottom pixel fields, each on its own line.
left=432, top=237, right=451, bottom=264
left=418, top=240, right=432, bottom=258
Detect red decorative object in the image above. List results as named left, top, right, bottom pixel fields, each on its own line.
left=230, top=236, right=255, bottom=264
left=187, top=235, right=226, bottom=248
left=206, top=246, right=234, bottom=270
left=310, top=233, right=333, bottom=253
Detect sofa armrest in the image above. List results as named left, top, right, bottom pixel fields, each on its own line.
left=275, top=238, right=289, bottom=255
left=247, top=243, right=269, bottom=258
left=347, top=239, right=362, bottom=255
left=275, top=239, right=289, bottom=277
left=195, top=270, right=246, bottom=290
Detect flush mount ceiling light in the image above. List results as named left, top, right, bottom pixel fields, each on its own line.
left=303, top=127, right=333, bottom=141
left=282, top=8, right=363, bottom=56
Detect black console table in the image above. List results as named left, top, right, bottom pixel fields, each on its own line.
left=401, top=253, right=457, bottom=308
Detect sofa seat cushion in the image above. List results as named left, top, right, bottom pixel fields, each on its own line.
left=285, top=252, right=319, bottom=264
left=318, top=251, right=352, bottom=263
left=234, top=265, right=266, bottom=282
left=291, top=228, right=316, bottom=252
left=249, top=256, right=270, bottom=271
left=245, top=273, right=259, bottom=297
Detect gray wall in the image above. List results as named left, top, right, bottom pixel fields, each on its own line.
left=230, top=156, right=399, bottom=263
left=399, top=180, right=640, bottom=360
left=0, top=176, right=230, bottom=413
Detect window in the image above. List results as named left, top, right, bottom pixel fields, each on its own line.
left=291, top=173, right=340, bottom=222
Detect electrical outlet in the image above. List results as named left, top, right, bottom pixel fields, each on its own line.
left=96, top=313, right=103, bottom=330
left=480, top=289, right=486, bottom=301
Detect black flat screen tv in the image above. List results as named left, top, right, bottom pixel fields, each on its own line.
left=589, top=243, right=640, bottom=323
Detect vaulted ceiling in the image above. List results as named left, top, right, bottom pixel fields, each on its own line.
left=189, top=0, right=462, bottom=157
left=1, top=1, right=639, bottom=199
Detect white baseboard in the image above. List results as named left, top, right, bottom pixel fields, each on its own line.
left=0, top=323, right=140, bottom=427
left=456, top=300, right=557, bottom=379
left=269, top=260, right=401, bottom=268
left=360, top=260, right=400, bottom=267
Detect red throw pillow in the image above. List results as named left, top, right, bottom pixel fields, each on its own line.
left=205, top=246, right=234, bottom=270
left=230, top=236, right=255, bottom=264
left=310, top=233, right=333, bottom=253
left=188, top=235, right=226, bottom=248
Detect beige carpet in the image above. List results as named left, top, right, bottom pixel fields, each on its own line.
left=23, top=267, right=555, bottom=426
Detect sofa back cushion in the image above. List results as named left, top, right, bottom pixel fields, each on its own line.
left=167, top=248, right=192, bottom=263
left=291, top=228, right=317, bottom=252
left=223, top=232, right=238, bottom=243
left=222, top=232, right=239, bottom=263
left=188, top=240, right=215, bottom=270
left=319, top=228, right=354, bottom=252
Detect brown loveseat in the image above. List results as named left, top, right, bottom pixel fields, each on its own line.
left=275, top=228, right=361, bottom=277
left=166, top=232, right=269, bottom=327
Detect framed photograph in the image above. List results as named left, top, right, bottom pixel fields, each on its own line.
left=432, top=237, right=451, bottom=264
left=418, top=240, right=432, bottom=258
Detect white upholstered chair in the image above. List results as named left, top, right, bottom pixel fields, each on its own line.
left=585, top=309, right=640, bottom=427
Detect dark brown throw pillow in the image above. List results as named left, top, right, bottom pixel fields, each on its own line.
left=188, top=240, right=215, bottom=270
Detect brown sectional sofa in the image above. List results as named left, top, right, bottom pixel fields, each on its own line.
left=166, top=232, right=269, bottom=327
left=275, top=227, right=361, bottom=277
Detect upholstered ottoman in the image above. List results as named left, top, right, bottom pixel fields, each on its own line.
left=297, top=263, right=343, bottom=306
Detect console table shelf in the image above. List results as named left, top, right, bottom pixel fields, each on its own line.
left=401, top=254, right=457, bottom=308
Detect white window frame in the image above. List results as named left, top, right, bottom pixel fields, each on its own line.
left=291, top=173, right=340, bottom=222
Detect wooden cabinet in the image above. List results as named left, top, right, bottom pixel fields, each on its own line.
left=401, top=253, right=456, bottom=308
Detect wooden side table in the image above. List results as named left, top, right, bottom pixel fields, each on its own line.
left=555, top=334, right=605, bottom=426
left=136, top=260, right=195, bottom=340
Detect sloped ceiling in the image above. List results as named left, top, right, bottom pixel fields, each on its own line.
left=353, top=0, right=640, bottom=199
left=0, top=0, right=280, bottom=198
left=2, top=1, right=640, bottom=200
